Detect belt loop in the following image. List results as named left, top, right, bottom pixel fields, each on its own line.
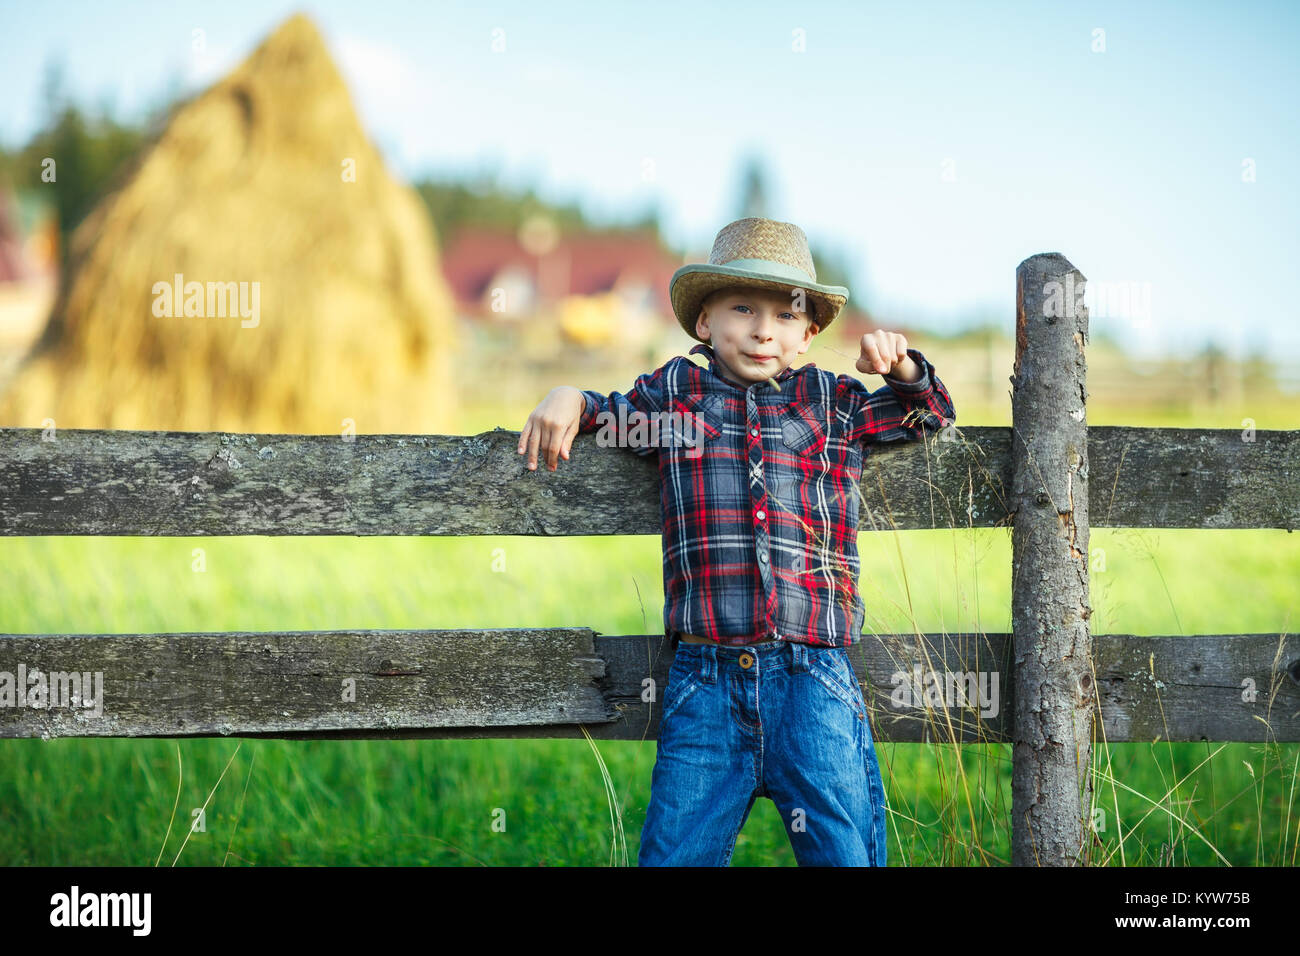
left=702, top=644, right=717, bottom=683
left=791, top=641, right=808, bottom=673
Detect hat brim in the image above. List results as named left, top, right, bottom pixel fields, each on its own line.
left=670, top=263, right=849, bottom=342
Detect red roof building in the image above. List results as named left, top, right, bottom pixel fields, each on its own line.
left=441, top=225, right=681, bottom=322
left=440, top=221, right=885, bottom=352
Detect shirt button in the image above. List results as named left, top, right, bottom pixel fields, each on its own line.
left=759, top=553, right=768, bottom=563
left=756, top=510, right=766, bottom=521
left=750, top=428, right=759, bottom=437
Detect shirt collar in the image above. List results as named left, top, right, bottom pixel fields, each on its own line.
left=689, top=342, right=811, bottom=388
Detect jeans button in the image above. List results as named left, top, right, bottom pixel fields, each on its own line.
left=739, top=653, right=754, bottom=669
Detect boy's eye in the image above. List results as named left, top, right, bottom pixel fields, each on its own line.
left=734, top=304, right=797, bottom=319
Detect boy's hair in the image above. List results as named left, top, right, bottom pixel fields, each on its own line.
left=702, top=285, right=820, bottom=332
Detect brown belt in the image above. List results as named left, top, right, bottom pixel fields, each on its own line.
left=676, top=632, right=713, bottom=645
left=675, top=631, right=786, bottom=646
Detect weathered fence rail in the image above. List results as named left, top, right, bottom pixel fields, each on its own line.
left=1, top=424, right=1295, bottom=536
left=1, top=628, right=1295, bottom=745
left=1, top=252, right=1297, bottom=865
left=2, top=423, right=1295, bottom=746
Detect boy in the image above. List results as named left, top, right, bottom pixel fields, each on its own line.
left=516, top=217, right=956, bottom=866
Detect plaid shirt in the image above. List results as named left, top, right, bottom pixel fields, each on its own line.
left=578, top=342, right=955, bottom=648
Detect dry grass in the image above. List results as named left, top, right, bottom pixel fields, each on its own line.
left=0, top=13, right=459, bottom=435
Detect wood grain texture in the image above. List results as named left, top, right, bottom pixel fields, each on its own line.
left=0, top=627, right=613, bottom=738
left=2, top=630, right=1296, bottom=742
left=1, top=424, right=1295, bottom=536
left=1010, top=252, right=1094, bottom=866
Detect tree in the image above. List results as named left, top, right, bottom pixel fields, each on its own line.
left=0, top=57, right=149, bottom=269
left=735, top=152, right=770, bottom=220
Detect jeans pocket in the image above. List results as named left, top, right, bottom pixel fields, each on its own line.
left=808, top=648, right=864, bottom=719
left=662, top=658, right=706, bottom=723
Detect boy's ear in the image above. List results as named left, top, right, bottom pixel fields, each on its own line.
left=796, top=319, right=818, bottom=354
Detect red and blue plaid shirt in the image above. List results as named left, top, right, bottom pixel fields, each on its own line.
left=578, top=342, right=956, bottom=648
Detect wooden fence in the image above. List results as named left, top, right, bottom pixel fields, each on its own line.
left=1, top=253, right=1296, bottom=864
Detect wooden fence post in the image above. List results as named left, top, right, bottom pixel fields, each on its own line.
left=1010, top=253, right=1094, bottom=866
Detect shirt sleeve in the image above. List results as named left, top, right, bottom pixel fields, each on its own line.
left=576, top=360, right=672, bottom=457
left=838, top=347, right=956, bottom=446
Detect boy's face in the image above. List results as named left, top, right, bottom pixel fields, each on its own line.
left=695, top=286, right=818, bottom=387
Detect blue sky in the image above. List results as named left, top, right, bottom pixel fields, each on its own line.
left=2, top=0, right=1297, bottom=359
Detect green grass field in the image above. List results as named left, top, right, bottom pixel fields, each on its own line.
left=2, top=396, right=1297, bottom=865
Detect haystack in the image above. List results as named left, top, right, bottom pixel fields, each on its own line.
left=0, top=13, right=459, bottom=434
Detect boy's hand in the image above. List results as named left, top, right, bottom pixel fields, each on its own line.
left=856, top=330, right=920, bottom=382
left=517, top=386, right=585, bottom=471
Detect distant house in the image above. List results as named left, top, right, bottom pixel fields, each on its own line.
left=440, top=222, right=887, bottom=350
left=0, top=190, right=37, bottom=283
left=0, top=188, right=59, bottom=375
left=442, top=225, right=680, bottom=319
left=441, top=225, right=684, bottom=347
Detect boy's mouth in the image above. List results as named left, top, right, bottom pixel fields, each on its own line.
left=744, top=352, right=776, bottom=363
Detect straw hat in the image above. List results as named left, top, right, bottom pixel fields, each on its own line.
left=670, top=217, right=850, bottom=342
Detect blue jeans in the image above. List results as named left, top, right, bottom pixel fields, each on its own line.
left=638, top=638, right=889, bottom=866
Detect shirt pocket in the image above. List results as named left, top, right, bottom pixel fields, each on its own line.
left=666, top=393, right=723, bottom=452
left=781, top=401, right=830, bottom=457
